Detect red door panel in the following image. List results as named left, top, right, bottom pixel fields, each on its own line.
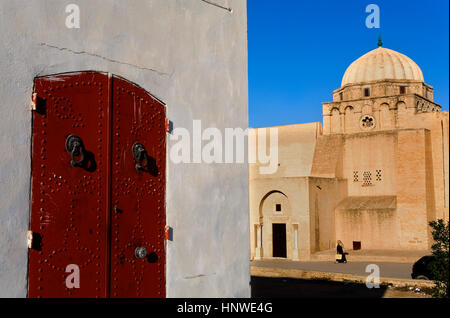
left=29, top=72, right=110, bottom=298
left=29, top=72, right=166, bottom=298
left=110, top=76, right=166, bottom=298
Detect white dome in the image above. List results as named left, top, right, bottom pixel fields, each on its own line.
left=341, top=47, right=424, bottom=87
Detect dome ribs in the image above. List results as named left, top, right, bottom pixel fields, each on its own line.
left=341, top=47, right=424, bottom=87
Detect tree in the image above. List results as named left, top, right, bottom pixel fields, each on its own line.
left=429, top=219, right=449, bottom=298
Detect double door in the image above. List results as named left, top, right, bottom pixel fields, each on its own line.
left=28, top=72, right=166, bottom=298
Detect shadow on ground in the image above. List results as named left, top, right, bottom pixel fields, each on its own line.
left=251, top=276, right=388, bottom=298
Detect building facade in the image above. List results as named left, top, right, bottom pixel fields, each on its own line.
left=250, top=44, right=449, bottom=261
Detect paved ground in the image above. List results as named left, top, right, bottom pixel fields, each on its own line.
left=250, top=276, right=431, bottom=298
left=252, top=259, right=415, bottom=279
left=311, top=249, right=428, bottom=263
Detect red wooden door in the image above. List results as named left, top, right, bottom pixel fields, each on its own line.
left=28, top=72, right=166, bottom=298
left=110, top=76, right=166, bottom=298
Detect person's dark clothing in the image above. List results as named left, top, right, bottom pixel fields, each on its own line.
left=336, top=245, right=347, bottom=263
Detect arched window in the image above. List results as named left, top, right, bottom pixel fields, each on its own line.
left=380, top=103, right=392, bottom=129
left=331, top=108, right=341, bottom=133
left=344, top=106, right=354, bottom=132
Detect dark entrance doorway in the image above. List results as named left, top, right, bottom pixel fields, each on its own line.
left=272, top=224, right=287, bottom=258
left=28, top=72, right=166, bottom=298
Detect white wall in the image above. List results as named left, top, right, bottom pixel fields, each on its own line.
left=0, top=0, right=249, bottom=297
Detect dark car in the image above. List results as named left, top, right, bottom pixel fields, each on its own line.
left=411, top=255, right=436, bottom=280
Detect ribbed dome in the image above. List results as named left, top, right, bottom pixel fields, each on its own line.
left=341, top=47, right=424, bottom=87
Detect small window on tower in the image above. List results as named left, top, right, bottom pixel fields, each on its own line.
left=400, top=86, right=406, bottom=94
left=276, top=204, right=282, bottom=212
left=363, top=171, right=372, bottom=186
left=376, top=170, right=382, bottom=181
left=353, top=171, right=359, bottom=182
left=364, top=88, right=370, bottom=97
left=340, top=92, right=343, bottom=101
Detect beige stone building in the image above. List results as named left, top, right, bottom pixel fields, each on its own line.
left=250, top=44, right=449, bottom=261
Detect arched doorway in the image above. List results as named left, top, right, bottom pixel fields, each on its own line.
left=258, top=190, right=293, bottom=259
left=28, top=72, right=166, bottom=298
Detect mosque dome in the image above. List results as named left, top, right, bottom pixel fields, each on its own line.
left=341, top=46, right=424, bottom=87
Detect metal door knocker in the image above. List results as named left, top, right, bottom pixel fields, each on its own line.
left=132, top=142, right=149, bottom=171
left=66, top=135, right=86, bottom=167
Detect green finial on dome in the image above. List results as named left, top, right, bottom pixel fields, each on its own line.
left=378, top=35, right=383, bottom=47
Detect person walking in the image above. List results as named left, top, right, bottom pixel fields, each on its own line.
left=335, top=240, right=347, bottom=264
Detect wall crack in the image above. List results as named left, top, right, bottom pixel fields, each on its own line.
left=200, top=0, right=232, bottom=12
left=183, top=272, right=216, bottom=279
left=38, top=42, right=170, bottom=76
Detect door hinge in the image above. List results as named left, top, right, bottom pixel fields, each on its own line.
left=30, top=93, right=37, bottom=111
left=27, top=230, right=33, bottom=248
left=27, top=230, right=42, bottom=251
left=165, top=118, right=173, bottom=134
left=30, top=93, right=45, bottom=113
left=165, top=225, right=172, bottom=241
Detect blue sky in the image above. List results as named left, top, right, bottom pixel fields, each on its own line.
left=247, top=0, right=449, bottom=128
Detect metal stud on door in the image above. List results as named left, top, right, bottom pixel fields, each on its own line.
left=29, top=72, right=166, bottom=298
left=110, top=76, right=166, bottom=298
